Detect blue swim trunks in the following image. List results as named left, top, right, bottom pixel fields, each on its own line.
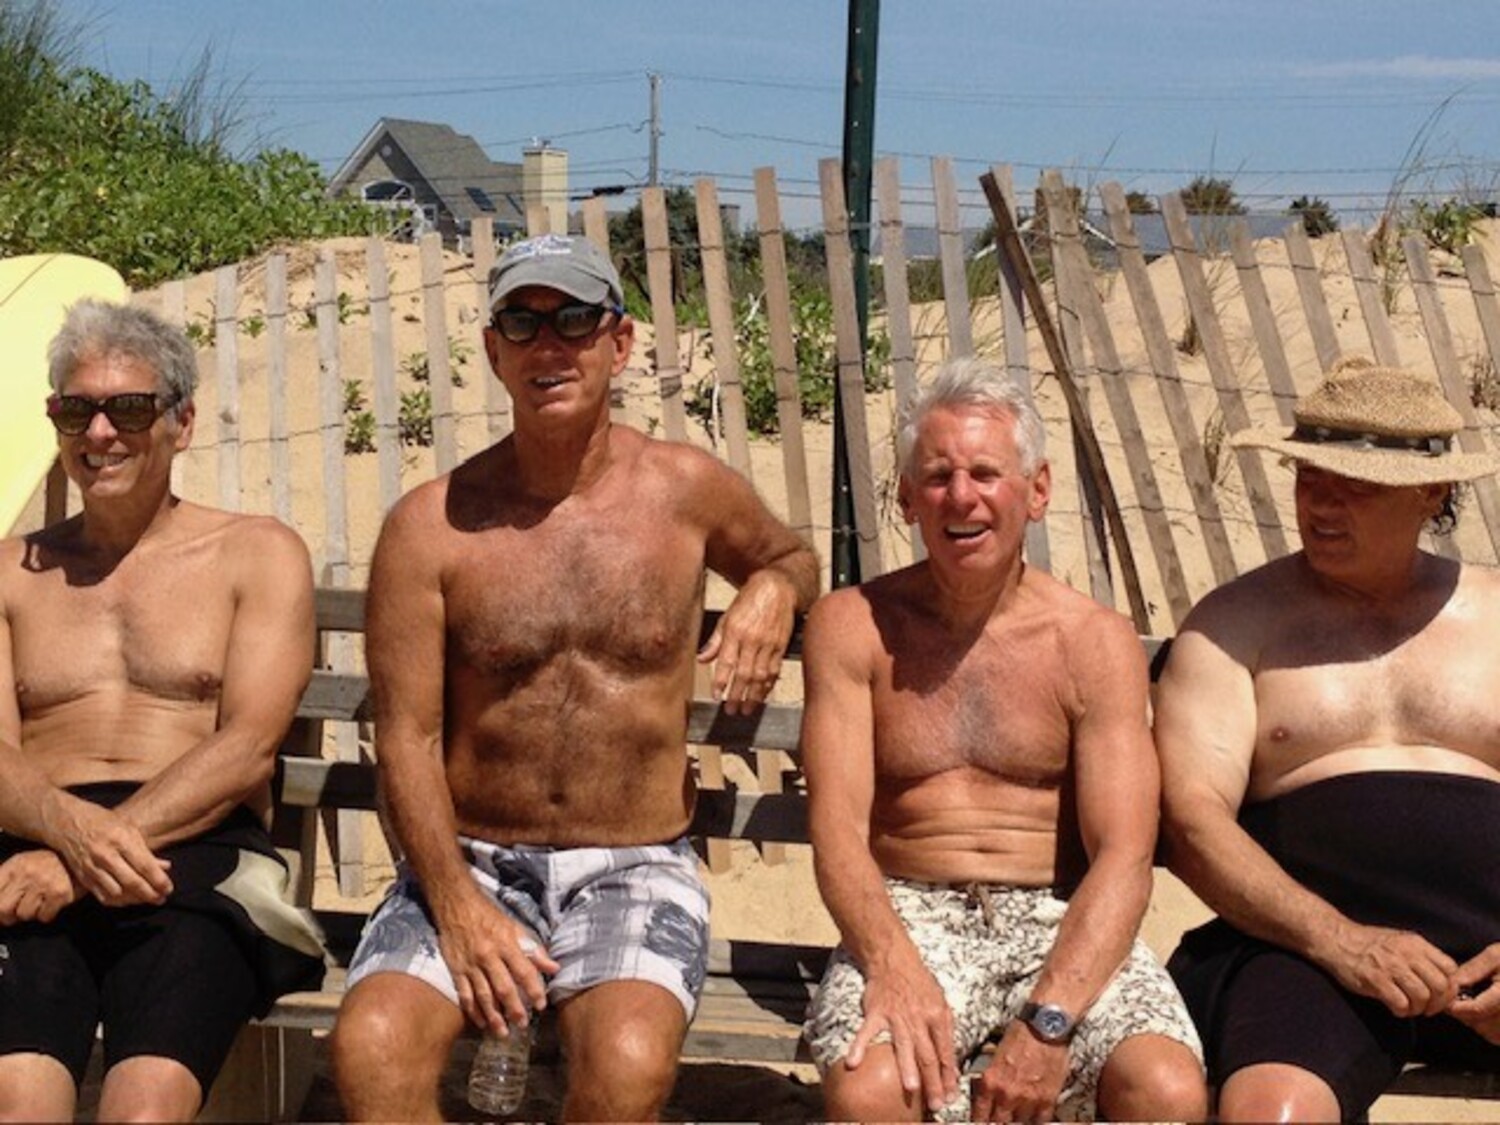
left=346, top=836, right=710, bottom=1018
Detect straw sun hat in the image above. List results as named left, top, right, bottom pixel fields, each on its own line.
left=1231, top=357, right=1500, bottom=487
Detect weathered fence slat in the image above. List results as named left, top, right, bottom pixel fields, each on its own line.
left=819, top=157, right=884, bottom=580
left=695, top=178, right=753, bottom=478
left=469, top=216, right=509, bottom=442
left=580, top=198, right=625, bottom=425
left=873, top=156, right=923, bottom=565
left=314, top=248, right=363, bottom=896
left=265, top=254, right=292, bottom=525
left=931, top=156, right=974, bottom=358
left=1042, top=188, right=1116, bottom=610
left=1404, top=235, right=1500, bottom=562
left=988, top=165, right=1051, bottom=574
left=1160, top=192, right=1289, bottom=564
left=419, top=233, right=458, bottom=473
left=1043, top=172, right=1191, bottom=628
left=1229, top=220, right=1300, bottom=426
left=214, top=265, right=240, bottom=511
left=1462, top=244, right=1500, bottom=377
left=752, top=167, right=815, bottom=545
left=643, top=187, right=688, bottom=443
left=1098, top=182, right=1238, bottom=589
left=366, top=238, right=402, bottom=514
left=1282, top=222, right=1342, bottom=373
left=1340, top=229, right=1403, bottom=367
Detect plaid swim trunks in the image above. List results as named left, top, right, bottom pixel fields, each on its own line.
left=346, top=836, right=710, bottom=1018
left=804, top=877, right=1203, bottom=1122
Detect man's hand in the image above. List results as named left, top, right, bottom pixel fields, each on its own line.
left=844, top=954, right=959, bottom=1115
left=1449, top=943, right=1500, bottom=1044
left=698, top=572, right=797, bottom=715
left=1322, top=920, right=1458, bottom=1017
left=41, top=796, right=173, bottom=907
left=0, top=849, right=80, bottom=925
left=435, top=886, right=561, bottom=1035
left=971, top=1023, right=1069, bottom=1124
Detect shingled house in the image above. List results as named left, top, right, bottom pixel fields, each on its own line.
left=328, top=118, right=569, bottom=248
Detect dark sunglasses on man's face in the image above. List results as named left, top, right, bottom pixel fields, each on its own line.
left=491, top=301, right=620, bottom=344
left=46, top=392, right=175, bottom=435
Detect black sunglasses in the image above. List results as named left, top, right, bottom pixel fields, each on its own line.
left=491, top=301, right=621, bottom=344
left=46, top=392, right=177, bottom=435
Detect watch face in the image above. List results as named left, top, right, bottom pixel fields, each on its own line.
left=1030, top=1004, right=1073, bottom=1042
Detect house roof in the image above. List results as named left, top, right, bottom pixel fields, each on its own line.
left=328, top=117, right=526, bottom=227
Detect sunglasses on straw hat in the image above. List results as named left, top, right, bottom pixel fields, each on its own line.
left=1230, top=358, right=1500, bottom=487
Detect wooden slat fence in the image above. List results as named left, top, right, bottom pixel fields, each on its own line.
left=25, top=159, right=1499, bottom=643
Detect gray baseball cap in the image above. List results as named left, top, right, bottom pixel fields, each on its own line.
left=487, top=234, right=625, bottom=311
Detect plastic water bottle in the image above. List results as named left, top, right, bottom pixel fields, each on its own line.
left=467, top=1021, right=534, bottom=1116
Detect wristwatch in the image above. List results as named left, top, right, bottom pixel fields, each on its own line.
left=1019, top=1001, right=1076, bottom=1044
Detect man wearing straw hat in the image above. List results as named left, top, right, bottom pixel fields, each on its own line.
left=1157, top=356, right=1500, bottom=1122
left=330, top=234, right=819, bottom=1121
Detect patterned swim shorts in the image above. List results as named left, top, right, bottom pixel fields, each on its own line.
left=804, top=877, right=1202, bottom=1122
left=346, top=836, right=710, bottom=1018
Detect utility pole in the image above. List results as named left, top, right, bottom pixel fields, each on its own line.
left=833, top=0, right=879, bottom=587
left=648, top=71, right=661, bottom=187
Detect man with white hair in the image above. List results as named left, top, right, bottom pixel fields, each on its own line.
left=1159, top=357, right=1500, bottom=1122
left=801, top=356, right=1205, bottom=1123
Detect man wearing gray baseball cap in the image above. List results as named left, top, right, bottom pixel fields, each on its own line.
left=332, top=232, right=819, bottom=1122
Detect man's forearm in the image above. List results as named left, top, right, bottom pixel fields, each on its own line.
left=380, top=736, right=474, bottom=914
left=118, top=728, right=281, bottom=848
left=1029, top=851, right=1152, bottom=1015
left=754, top=547, right=820, bottom=614
left=813, top=832, right=923, bottom=971
left=1168, top=806, right=1350, bottom=964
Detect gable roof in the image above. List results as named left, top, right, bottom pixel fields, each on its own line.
left=328, top=117, right=525, bottom=227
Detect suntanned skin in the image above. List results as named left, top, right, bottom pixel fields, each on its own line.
left=1158, top=464, right=1500, bottom=1122
left=804, top=404, right=1205, bottom=1124
left=331, top=285, right=819, bottom=1123
left=0, top=350, right=314, bottom=1123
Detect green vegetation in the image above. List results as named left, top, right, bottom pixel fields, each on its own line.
left=0, top=0, right=384, bottom=287
left=1179, top=176, right=1246, bottom=216
left=1288, top=195, right=1339, bottom=237
left=686, top=289, right=891, bottom=438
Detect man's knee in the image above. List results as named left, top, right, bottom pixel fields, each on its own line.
left=1218, top=1062, right=1341, bottom=1124
left=331, top=976, right=462, bottom=1109
left=97, top=1056, right=203, bottom=1124
left=821, top=1046, right=923, bottom=1124
left=1099, top=1034, right=1208, bottom=1122
left=560, top=984, right=686, bottom=1119
left=0, top=1053, right=77, bottom=1122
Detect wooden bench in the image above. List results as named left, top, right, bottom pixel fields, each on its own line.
left=203, top=589, right=1498, bottom=1120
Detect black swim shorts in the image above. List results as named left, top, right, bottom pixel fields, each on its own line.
left=0, top=891, right=260, bottom=1092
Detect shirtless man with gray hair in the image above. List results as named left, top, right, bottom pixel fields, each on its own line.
left=0, top=301, right=322, bottom=1122
left=330, top=234, right=819, bottom=1122
left=801, top=356, right=1204, bottom=1123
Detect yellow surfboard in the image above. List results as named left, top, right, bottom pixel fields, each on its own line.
left=0, top=254, right=129, bottom=534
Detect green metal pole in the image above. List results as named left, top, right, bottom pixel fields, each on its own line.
left=834, top=0, right=879, bottom=588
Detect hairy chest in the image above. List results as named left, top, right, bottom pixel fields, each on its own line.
left=445, top=512, right=707, bottom=682
left=871, top=640, right=1074, bottom=784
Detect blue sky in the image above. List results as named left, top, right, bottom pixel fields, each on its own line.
left=68, top=0, right=1500, bottom=231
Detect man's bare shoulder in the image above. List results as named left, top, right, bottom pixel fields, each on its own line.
left=1178, top=553, right=1305, bottom=647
